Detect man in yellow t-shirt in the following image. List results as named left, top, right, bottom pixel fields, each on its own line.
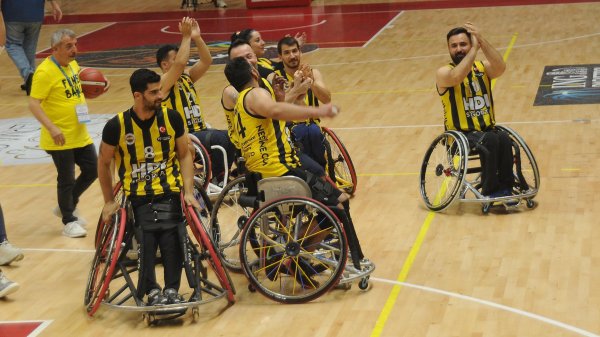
left=28, top=28, right=97, bottom=238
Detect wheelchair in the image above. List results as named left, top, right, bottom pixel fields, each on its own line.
left=189, top=133, right=238, bottom=199
left=420, top=125, right=540, bottom=213
left=84, top=182, right=235, bottom=324
left=210, top=167, right=374, bottom=304
left=322, top=127, right=358, bottom=195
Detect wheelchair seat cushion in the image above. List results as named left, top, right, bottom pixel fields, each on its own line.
left=285, top=168, right=341, bottom=207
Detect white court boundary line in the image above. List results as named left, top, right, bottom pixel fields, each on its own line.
left=0, top=320, right=53, bottom=337
left=332, top=119, right=599, bottom=131
left=371, top=277, right=600, bottom=337
left=364, top=11, right=404, bottom=48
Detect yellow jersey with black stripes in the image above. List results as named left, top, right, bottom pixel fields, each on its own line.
left=439, top=61, right=496, bottom=132
left=103, top=107, right=184, bottom=197
left=221, top=87, right=240, bottom=150
left=234, top=87, right=299, bottom=177
left=163, top=73, right=207, bottom=133
left=273, top=65, right=320, bottom=125
left=257, top=57, right=276, bottom=78
left=222, top=78, right=273, bottom=150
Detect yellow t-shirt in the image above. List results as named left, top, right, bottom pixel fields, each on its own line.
left=30, top=57, right=93, bottom=150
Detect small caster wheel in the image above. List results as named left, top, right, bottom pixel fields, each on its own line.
left=482, top=203, right=491, bottom=214
left=192, top=307, right=200, bottom=321
left=248, top=284, right=256, bottom=292
left=358, top=277, right=370, bottom=290
left=526, top=199, right=536, bottom=209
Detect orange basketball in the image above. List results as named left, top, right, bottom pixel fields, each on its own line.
left=79, top=67, right=108, bottom=99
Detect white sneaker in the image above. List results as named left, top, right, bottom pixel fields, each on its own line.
left=63, top=221, right=87, bottom=238
left=0, top=240, right=24, bottom=266
left=0, top=271, right=19, bottom=298
left=215, top=0, right=227, bottom=7
left=53, top=206, right=87, bottom=227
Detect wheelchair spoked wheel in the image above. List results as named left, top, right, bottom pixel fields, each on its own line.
left=186, top=205, right=236, bottom=304
left=420, top=131, right=468, bottom=211
left=85, top=208, right=127, bottom=316
left=210, top=176, right=252, bottom=272
left=189, top=133, right=212, bottom=191
left=94, top=182, right=124, bottom=249
left=495, top=125, right=540, bottom=203
left=193, top=180, right=213, bottom=232
left=322, top=127, right=357, bottom=195
left=239, top=197, right=348, bottom=304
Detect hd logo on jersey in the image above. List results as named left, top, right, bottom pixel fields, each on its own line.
left=463, top=94, right=491, bottom=118
left=130, top=161, right=167, bottom=182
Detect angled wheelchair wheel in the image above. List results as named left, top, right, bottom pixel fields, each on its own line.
left=193, top=179, right=213, bottom=232
left=85, top=207, right=127, bottom=316
left=186, top=204, right=236, bottom=303
left=495, top=125, right=540, bottom=196
left=322, top=127, right=357, bottom=195
left=94, top=182, right=124, bottom=249
left=239, top=197, right=348, bottom=304
left=210, top=176, right=252, bottom=272
left=420, top=131, right=468, bottom=211
left=189, top=133, right=212, bottom=191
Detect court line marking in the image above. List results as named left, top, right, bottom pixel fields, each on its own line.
left=0, top=320, right=53, bottom=337
left=23, top=248, right=95, bottom=253
left=371, top=277, right=600, bottom=337
left=369, top=33, right=519, bottom=337
left=160, top=20, right=328, bottom=35
left=364, top=11, right=403, bottom=48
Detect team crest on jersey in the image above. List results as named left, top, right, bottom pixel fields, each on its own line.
left=125, top=133, right=135, bottom=145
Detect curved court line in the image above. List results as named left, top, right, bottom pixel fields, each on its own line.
left=160, top=20, right=327, bottom=35
left=371, top=277, right=600, bottom=337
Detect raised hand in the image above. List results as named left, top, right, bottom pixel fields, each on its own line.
left=190, top=19, right=201, bottom=39
left=179, top=17, right=193, bottom=37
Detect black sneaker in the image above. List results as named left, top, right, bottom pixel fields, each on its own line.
left=147, top=288, right=167, bottom=306
left=163, top=288, right=184, bottom=304
left=25, top=73, right=33, bottom=96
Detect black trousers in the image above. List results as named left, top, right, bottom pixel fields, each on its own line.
left=47, top=143, right=98, bottom=224
left=466, top=129, right=514, bottom=195
left=193, top=129, right=236, bottom=182
left=131, top=194, right=184, bottom=297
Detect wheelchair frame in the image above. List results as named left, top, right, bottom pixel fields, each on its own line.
left=419, top=125, right=540, bottom=213
left=84, top=183, right=235, bottom=324
left=212, top=175, right=374, bottom=303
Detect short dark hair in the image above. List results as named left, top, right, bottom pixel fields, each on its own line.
left=228, top=39, right=251, bottom=58
left=156, top=44, right=179, bottom=67
left=224, top=57, right=253, bottom=92
left=129, top=68, right=161, bottom=94
left=446, top=27, right=471, bottom=42
left=277, top=36, right=299, bottom=55
left=230, top=29, right=255, bottom=43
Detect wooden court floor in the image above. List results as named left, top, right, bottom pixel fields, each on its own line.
left=1, top=1, right=600, bottom=336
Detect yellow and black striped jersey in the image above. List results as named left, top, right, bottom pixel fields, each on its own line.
left=102, top=106, right=185, bottom=197
left=257, top=57, right=276, bottom=78
left=163, top=73, right=207, bottom=133
left=273, top=64, right=320, bottom=125
left=233, top=87, right=299, bottom=177
left=438, top=61, right=496, bottom=132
